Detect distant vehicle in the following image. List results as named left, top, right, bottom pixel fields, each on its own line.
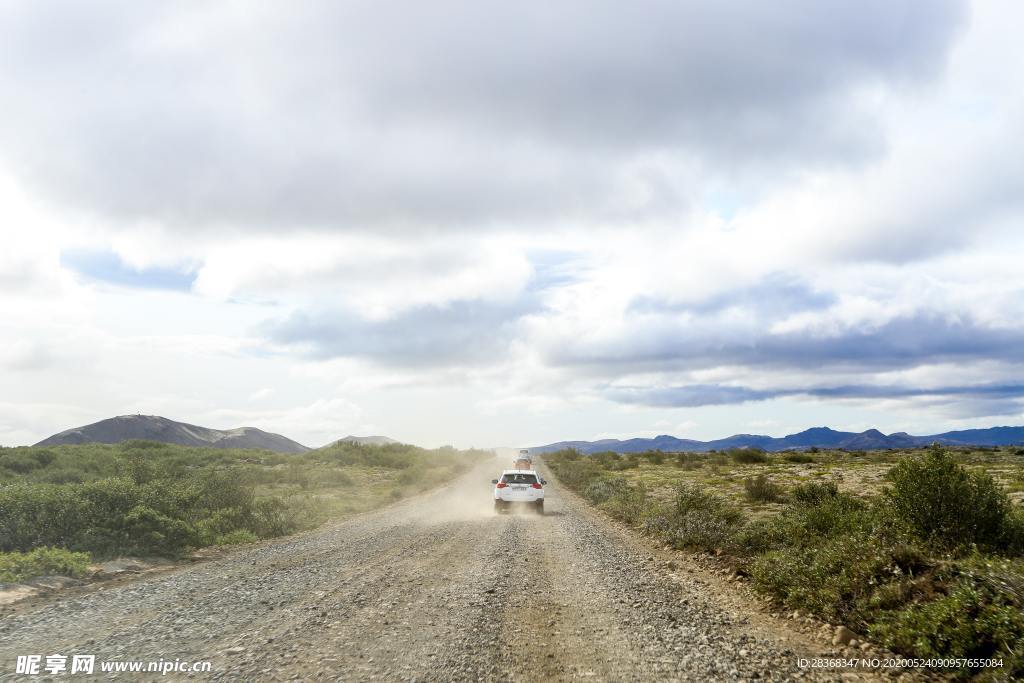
left=492, top=469, right=545, bottom=514
left=513, top=448, right=533, bottom=470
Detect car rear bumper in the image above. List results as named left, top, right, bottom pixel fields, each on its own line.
left=494, top=498, right=544, bottom=510
left=495, top=493, right=544, bottom=502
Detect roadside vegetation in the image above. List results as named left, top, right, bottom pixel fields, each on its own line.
left=0, top=440, right=484, bottom=581
left=547, top=445, right=1024, bottom=679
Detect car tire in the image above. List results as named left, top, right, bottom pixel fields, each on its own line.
left=494, top=501, right=503, bottom=514
left=535, top=501, right=544, bottom=515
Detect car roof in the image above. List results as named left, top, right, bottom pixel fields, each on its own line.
left=501, top=469, right=538, bottom=475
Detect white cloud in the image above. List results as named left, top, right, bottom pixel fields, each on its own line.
left=3, top=1, right=1024, bottom=448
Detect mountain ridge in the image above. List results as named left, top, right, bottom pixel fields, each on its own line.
left=530, top=425, right=1024, bottom=454
left=35, top=415, right=310, bottom=454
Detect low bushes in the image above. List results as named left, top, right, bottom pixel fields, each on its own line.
left=315, top=442, right=428, bottom=469
left=584, top=475, right=631, bottom=504
left=673, top=452, right=705, bottom=469
left=0, top=473, right=313, bottom=557
left=548, top=456, right=605, bottom=491
left=885, top=448, right=1014, bottom=552
left=791, top=480, right=839, bottom=506
left=0, top=547, right=91, bottom=583
left=729, top=448, right=768, bottom=464
left=751, top=533, right=914, bottom=624
left=0, top=441, right=485, bottom=561
left=645, top=485, right=743, bottom=551
left=743, top=474, right=784, bottom=502
left=642, top=450, right=666, bottom=465
left=590, top=451, right=640, bottom=471
left=603, top=482, right=654, bottom=526
left=869, top=557, right=1024, bottom=678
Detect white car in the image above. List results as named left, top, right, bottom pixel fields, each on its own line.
left=492, top=469, right=546, bottom=514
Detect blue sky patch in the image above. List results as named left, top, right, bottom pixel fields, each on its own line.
left=61, top=249, right=196, bottom=292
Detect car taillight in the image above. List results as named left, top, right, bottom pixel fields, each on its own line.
left=531, top=482, right=542, bottom=489
left=496, top=482, right=507, bottom=488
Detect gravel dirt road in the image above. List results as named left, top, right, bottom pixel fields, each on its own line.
left=1, top=458, right=883, bottom=682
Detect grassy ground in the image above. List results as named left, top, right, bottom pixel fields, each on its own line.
left=603, top=447, right=1024, bottom=519
left=547, top=446, right=1024, bottom=680
left=0, top=440, right=486, bottom=580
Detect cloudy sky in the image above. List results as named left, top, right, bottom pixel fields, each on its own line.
left=2, top=0, right=1023, bottom=448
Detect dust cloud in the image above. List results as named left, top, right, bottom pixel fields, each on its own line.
left=410, top=450, right=546, bottom=525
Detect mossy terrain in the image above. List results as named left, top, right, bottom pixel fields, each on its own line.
left=547, top=446, right=1024, bottom=680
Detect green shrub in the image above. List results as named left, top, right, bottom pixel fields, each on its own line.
left=214, top=530, right=259, bottom=546
left=120, top=440, right=171, bottom=450
left=643, top=450, right=665, bottom=465
left=735, top=483, right=872, bottom=555
left=869, top=557, right=1024, bottom=678
left=730, top=448, right=768, bottom=464
left=644, top=485, right=744, bottom=552
left=119, top=453, right=172, bottom=485
left=31, top=450, right=57, bottom=467
left=196, top=507, right=253, bottom=545
left=743, top=474, right=784, bottom=502
left=1003, top=509, right=1024, bottom=556
left=0, top=547, right=91, bottom=583
left=317, top=442, right=427, bottom=469
left=885, top=448, right=1013, bottom=552
left=673, top=453, right=704, bottom=469
left=791, top=480, right=839, bottom=506
left=750, top=531, right=928, bottom=626
left=397, top=468, right=422, bottom=486
left=602, top=483, right=655, bottom=526
left=584, top=476, right=630, bottom=504
left=0, top=472, right=290, bottom=557
left=546, top=456, right=604, bottom=491
left=591, top=451, right=621, bottom=468
left=556, top=448, right=581, bottom=461
left=788, top=487, right=868, bottom=540
left=38, top=469, right=85, bottom=484
left=0, top=442, right=483, bottom=559
left=0, top=451, right=44, bottom=474
left=121, top=505, right=197, bottom=556
left=783, top=452, right=815, bottom=464
left=277, top=496, right=329, bottom=532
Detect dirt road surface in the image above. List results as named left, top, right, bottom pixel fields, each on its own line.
left=1, top=458, right=878, bottom=681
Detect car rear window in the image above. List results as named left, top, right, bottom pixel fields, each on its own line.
left=501, top=473, right=538, bottom=484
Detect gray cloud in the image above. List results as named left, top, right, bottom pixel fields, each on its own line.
left=263, top=262, right=1024, bottom=396
left=629, top=274, right=836, bottom=318
left=265, top=297, right=537, bottom=367
left=607, top=382, right=1024, bottom=409
left=607, top=384, right=776, bottom=407
left=0, top=1, right=965, bottom=232
left=551, top=310, right=1024, bottom=374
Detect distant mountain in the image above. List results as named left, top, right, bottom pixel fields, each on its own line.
left=927, top=426, right=1024, bottom=446
left=766, top=426, right=854, bottom=448
left=704, top=433, right=780, bottom=451
left=532, top=425, right=1024, bottom=454
left=332, top=435, right=401, bottom=446
left=35, top=415, right=309, bottom=454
